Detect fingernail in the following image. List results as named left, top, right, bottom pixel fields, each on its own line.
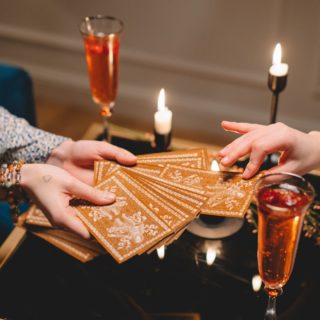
left=242, top=169, right=250, bottom=179
left=221, top=156, right=229, bottom=165
left=123, top=151, right=136, bottom=161
left=104, top=193, right=116, bottom=201
left=128, top=154, right=137, bottom=161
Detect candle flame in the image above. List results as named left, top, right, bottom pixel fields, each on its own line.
left=273, top=43, right=282, bottom=65
left=206, top=248, right=216, bottom=266
left=157, top=88, right=166, bottom=112
left=156, top=245, right=165, bottom=260
left=252, top=274, right=263, bottom=292
left=210, top=160, right=220, bottom=172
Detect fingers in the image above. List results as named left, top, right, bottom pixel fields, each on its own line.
left=219, top=134, right=248, bottom=159
left=219, top=134, right=254, bottom=166
left=219, top=123, right=292, bottom=170
left=97, top=142, right=137, bottom=165
left=68, top=178, right=116, bottom=205
left=49, top=206, right=91, bottom=239
left=242, top=148, right=268, bottom=179
left=221, top=121, right=262, bottom=134
left=59, top=211, right=91, bottom=239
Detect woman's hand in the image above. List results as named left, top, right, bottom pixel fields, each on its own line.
left=47, top=140, right=137, bottom=184
left=21, top=163, right=116, bottom=239
left=218, top=121, right=320, bottom=178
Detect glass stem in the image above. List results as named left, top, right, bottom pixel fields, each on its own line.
left=264, top=296, right=277, bottom=320
left=100, top=105, right=112, bottom=142
left=102, top=115, right=111, bottom=142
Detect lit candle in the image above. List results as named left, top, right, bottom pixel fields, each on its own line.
left=269, top=43, right=288, bottom=77
left=154, top=88, right=172, bottom=135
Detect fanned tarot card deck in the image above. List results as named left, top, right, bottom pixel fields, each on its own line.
left=21, top=148, right=260, bottom=263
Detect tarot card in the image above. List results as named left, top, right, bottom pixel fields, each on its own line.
left=74, top=175, right=172, bottom=263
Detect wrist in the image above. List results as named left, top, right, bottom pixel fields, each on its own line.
left=20, top=163, right=36, bottom=189
left=307, top=131, right=320, bottom=169
left=46, top=140, right=74, bottom=167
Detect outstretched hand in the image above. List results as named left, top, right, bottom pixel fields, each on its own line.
left=47, top=140, right=137, bottom=185
left=218, top=121, right=320, bottom=178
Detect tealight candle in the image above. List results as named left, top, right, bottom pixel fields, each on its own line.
left=154, top=88, right=172, bottom=135
left=269, top=43, right=288, bottom=77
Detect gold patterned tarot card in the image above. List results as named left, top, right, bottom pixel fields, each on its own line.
left=106, top=170, right=192, bottom=255
left=122, top=164, right=163, bottom=178
left=123, top=169, right=201, bottom=220
left=93, top=160, right=103, bottom=185
left=137, top=148, right=210, bottom=169
left=160, top=165, right=260, bottom=218
left=134, top=170, right=208, bottom=203
left=123, top=168, right=206, bottom=195
left=137, top=157, right=207, bottom=170
left=73, top=175, right=172, bottom=263
left=98, top=168, right=193, bottom=256
left=39, top=228, right=105, bottom=255
left=125, top=170, right=205, bottom=219
left=25, top=205, right=52, bottom=228
left=32, top=230, right=100, bottom=263
left=94, top=160, right=114, bottom=185
left=94, top=161, right=163, bottom=185
left=113, top=170, right=189, bottom=229
left=146, top=223, right=189, bottom=254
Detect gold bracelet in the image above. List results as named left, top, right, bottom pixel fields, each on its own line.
left=0, top=161, right=27, bottom=222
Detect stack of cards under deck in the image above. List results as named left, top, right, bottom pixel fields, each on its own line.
left=73, top=148, right=260, bottom=264
left=18, top=206, right=105, bottom=263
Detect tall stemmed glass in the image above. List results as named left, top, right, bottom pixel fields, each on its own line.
left=80, top=15, right=123, bottom=141
left=255, top=173, right=314, bottom=320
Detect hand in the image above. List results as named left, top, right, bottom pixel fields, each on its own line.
left=21, top=163, right=116, bottom=238
left=47, top=140, right=137, bottom=185
left=218, top=121, right=320, bottom=178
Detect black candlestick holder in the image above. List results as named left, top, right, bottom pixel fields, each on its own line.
left=266, top=72, right=288, bottom=168
left=154, top=130, right=172, bottom=152
left=268, top=72, right=287, bottom=124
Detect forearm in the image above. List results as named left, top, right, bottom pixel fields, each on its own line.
left=0, top=106, right=69, bottom=164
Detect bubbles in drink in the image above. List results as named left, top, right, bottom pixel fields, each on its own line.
left=257, top=187, right=311, bottom=291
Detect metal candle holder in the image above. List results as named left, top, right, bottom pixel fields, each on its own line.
left=154, top=130, right=172, bottom=152
left=266, top=72, right=288, bottom=167
left=268, top=73, right=288, bottom=124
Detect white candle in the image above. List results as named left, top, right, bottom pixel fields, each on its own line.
left=154, top=88, right=172, bottom=135
left=269, top=43, right=289, bottom=77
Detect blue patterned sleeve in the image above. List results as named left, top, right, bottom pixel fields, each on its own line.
left=0, top=106, right=69, bottom=163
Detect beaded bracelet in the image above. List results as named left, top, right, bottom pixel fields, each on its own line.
left=0, top=160, right=27, bottom=222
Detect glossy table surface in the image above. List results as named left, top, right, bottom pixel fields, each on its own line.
left=0, top=126, right=319, bottom=320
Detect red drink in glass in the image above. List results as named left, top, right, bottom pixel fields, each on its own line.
left=257, top=187, right=311, bottom=294
left=255, top=174, right=314, bottom=319
left=80, top=15, right=123, bottom=141
left=84, top=34, right=120, bottom=109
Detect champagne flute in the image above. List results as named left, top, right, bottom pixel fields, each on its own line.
left=80, top=15, right=123, bottom=142
left=254, top=173, right=314, bottom=320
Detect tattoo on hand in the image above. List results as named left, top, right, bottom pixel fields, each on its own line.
left=42, top=175, right=52, bottom=183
